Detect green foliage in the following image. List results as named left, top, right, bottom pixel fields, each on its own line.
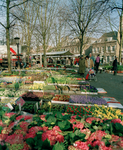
left=53, top=142, right=64, bottom=150
left=14, top=82, right=20, bottom=91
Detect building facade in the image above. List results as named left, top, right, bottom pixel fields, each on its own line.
left=91, top=31, right=119, bottom=64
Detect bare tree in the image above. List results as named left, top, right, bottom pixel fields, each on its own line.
left=36, top=0, right=59, bottom=68
left=61, top=0, right=110, bottom=55
left=0, top=0, right=29, bottom=73
left=17, top=0, right=40, bottom=63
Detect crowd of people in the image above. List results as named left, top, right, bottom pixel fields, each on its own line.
left=78, top=53, right=119, bottom=78
left=78, top=53, right=100, bottom=77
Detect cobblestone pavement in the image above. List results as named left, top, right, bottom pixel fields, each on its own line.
left=88, top=71, right=123, bottom=106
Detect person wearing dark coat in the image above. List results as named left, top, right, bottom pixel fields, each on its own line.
left=78, top=55, right=85, bottom=77
left=112, top=56, right=117, bottom=75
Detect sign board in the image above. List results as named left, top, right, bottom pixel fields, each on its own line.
left=5, top=103, right=13, bottom=110
left=15, top=96, right=25, bottom=107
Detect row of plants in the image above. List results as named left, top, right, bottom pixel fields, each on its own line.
left=46, top=76, right=85, bottom=84
left=0, top=71, right=27, bottom=77
left=69, top=95, right=107, bottom=105
left=103, top=65, right=123, bottom=71
left=52, top=95, right=70, bottom=102
left=80, top=85, right=98, bottom=93
left=12, top=101, right=123, bottom=120
left=0, top=104, right=123, bottom=149
left=0, top=88, right=24, bottom=97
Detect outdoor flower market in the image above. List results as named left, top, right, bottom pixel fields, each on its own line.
left=0, top=68, right=122, bottom=150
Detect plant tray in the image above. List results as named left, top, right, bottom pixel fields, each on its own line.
left=51, top=100, right=69, bottom=104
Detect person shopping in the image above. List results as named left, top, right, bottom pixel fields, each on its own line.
left=95, top=54, right=100, bottom=74
left=85, top=55, right=94, bottom=71
left=78, top=55, right=85, bottom=77
left=112, top=56, right=117, bottom=75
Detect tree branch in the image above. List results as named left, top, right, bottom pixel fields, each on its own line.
left=0, top=22, right=6, bottom=29
left=9, top=0, right=29, bottom=9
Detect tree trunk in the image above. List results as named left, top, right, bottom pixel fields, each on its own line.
left=43, top=38, right=47, bottom=68
left=119, top=14, right=122, bottom=65
left=6, top=0, right=11, bottom=73
left=79, top=34, right=84, bottom=55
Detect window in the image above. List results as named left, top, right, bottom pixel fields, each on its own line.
left=112, top=56, right=114, bottom=61
left=107, top=37, right=112, bottom=41
left=112, top=46, right=115, bottom=51
left=107, top=56, right=109, bottom=62
left=101, top=47, right=104, bottom=53
left=97, top=47, right=99, bottom=53
left=107, top=46, right=110, bottom=52
left=93, top=48, right=96, bottom=53
left=74, top=48, right=77, bottom=53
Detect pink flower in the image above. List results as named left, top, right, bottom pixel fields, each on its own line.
left=111, top=119, right=123, bottom=125
left=28, top=126, right=43, bottom=133
left=71, top=115, right=77, bottom=119
left=0, top=120, right=6, bottom=127
left=74, top=141, right=89, bottom=150
left=16, top=115, right=24, bottom=121
left=88, top=130, right=107, bottom=143
left=52, top=126, right=62, bottom=132
left=42, top=126, right=48, bottom=131
left=14, top=129, right=26, bottom=136
left=73, top=123, right=84, bottom=130
left=41, top=127, right=64, bottom=146
left=0, top=134, right=8, bottom=141
left=69, top=119, right=80, bottom=124
left=80, top=128, right=91, bottom=140
left=5, top=112, right=16, bottom=118
left=22, top=142, right=31, bottom=150
left=24, top=115, right=33, bottom=121
left=5, top=134, right=23, bottom=144
left=99, top=145, right=112, bottom=150
left=86, top=117, right=102, bottom=124
left=110, top=135, right=119, bottom=142
left=55, top=134, right=64, bottom=143
left=91, top=140, right=105, bottom=147
left=2, top=127, right=12, bottom=134
left=40, top=115, right=46, bottom=121
left=24, top=132, right=36, bottom=139
left=19, top=122, right=29, bottom=131
left=117, top=139, right=123, bottom=148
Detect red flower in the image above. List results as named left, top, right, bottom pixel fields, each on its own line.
left=80, top=128, right=91, bottom=140
left=14, top=129, right=26, bottom=136
left=2, top=127, right=12, bottom=134
left=24, top=132, right=36, bottom=139
left=74, top=141, right=89, bottom=150
left=28, top=126, right=43, bottom=133
left=0, top=134, right=8, bottom=141
left=86, top=117, right=102, bottom=124
left=19, top=122, right=29, bottom=131
left=42, top=126, right=48, bottom=131
left=24, top=115, right=33, bottom=121
left=111, top=119, right=123, bottom=125
left=22, top=142, right=31, bottom=150
left=88, top=130, right=107, bottom=144
left=5, top=112, right=16, bottom=118
left=16, top=115, right=24, bottom=121
left=73, top=123, right=84, bottom=130
left=0, top=120, right=6, bottom=127
left=41, top=126, right=64, bottom=146
left=5, top=134, right=23, bottom=144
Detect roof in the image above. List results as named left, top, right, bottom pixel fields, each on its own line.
left=101, top=31, right=118, bottom=40
left=44, top=50, right=74, bottom=56
left=31, top=50, right=74, bottom=57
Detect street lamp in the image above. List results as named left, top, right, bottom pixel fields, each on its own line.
left=14, top=37, right=20, bottom=69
